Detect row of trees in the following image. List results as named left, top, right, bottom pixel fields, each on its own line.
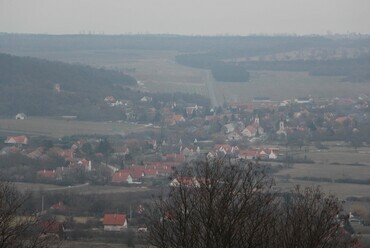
left=146, top=159, right=358, bottom=248
left=241, top=57, right=370, bottom=83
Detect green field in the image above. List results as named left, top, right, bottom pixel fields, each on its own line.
left=0, top=117, right=145, bottom=138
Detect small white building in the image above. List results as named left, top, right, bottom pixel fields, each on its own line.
left=15, top=113, right=26, bottom=120
left=269, top=150, right=278, bottom=160
left=170, top=177, right=200, bottom=188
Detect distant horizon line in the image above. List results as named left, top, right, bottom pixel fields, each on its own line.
left=1, top=31, right=370, bottom=38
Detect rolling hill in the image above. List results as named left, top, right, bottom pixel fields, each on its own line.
left=0, top=53, right=137, bottom=119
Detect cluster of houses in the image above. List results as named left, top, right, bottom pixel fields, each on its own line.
left=46, top=200, right=129, bottom=233
left=94, top=94, right=366, bottom=154
left=3, top=94, right=370, bottom=183
left=2, top=94, right=369, bottom=240
left=3, top=93, right=370, bottom=185
left=111, top=162, right=178, bottom=184
left=207, top=143, right=279, bottom=160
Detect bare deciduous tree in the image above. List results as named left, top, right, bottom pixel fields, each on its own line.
left=0, top=181, right=59, bottom=248
left=146, top=158, right=358, bottom=248
left=278, top=186, right=358, bottom=248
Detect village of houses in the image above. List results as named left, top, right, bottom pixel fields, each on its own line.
left=1, top=93, right=370, bottom=240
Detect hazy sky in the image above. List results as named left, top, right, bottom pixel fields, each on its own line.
left=1, top=0, right=370, bottom=35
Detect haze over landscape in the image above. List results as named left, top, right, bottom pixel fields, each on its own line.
left=1, top=0, right=370, bottom=35
left=1, top=1, right=370, bottom=247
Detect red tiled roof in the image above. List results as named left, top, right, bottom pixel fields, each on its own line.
left=37, top=170, right=56, bottom=178
left=126, top=167, right=145, bottom=179
left=147, top=140, right=157, bottom=145
left=214, top=144, right=232, bottom=152
left=239, top=150, right=258, bottom=157
left=143, top=168, right=158, bottom=176
left=245, top=125, right=257, bottom=133
left=5, top=135, right=28, bottom=144
left=78, top=159, right=91, bottom=169
left=166, top=114, right=185, bottom=125
left=51, top=201, right=65, bottom=210
left=205, top=115, right=221, bottom=121
left=58, top=149, right=75, bottom=159
left=103, top=214, right=126, bottom=226
left=173, top=115, right=185, bottom=122
left=112, top=171, right=131, bottom=183
left=128, top=165, right=160, bottom=177
left=335, top=117, right=352, bottom=123
left=40, top=221, right=64, bottom=234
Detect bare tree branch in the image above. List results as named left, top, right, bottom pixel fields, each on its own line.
left=146, top=158, right=358, bottom=248
left=0, top=181, right=59, bottom=248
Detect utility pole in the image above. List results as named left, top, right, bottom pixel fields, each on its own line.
left=41, top=195, right=45, bottom=213
left=129, top=205, right=132, bottom=221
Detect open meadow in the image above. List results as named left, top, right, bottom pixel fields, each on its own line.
left=274, top=144, right=370, bottom=201
left=213, top=70, right=370, bottom=102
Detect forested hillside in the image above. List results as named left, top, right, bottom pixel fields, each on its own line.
left=0, top=53, right=136, bottom=118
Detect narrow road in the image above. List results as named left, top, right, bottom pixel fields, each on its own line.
left=204, top=70, right=219, bottom=107
left=44, top=182, right=90, bottom=191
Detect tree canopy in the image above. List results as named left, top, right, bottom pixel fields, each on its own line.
left=146, top=158, right=358, bottom=248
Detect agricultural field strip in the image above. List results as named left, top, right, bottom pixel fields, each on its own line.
left=0, top=118, right=145, bottom=138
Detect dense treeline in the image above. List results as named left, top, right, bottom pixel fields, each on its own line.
left=211, top=63, right=250, bottom=82
left=171, top=35, right=370, bottom=83
left=175, top=55, right=251, bottom=82
left=241, top=57, right=370, bottom=82
left=0, top=34, right=333, bottom=54
left=176, top=53, right=370, bottom=83
left=0, top=53, right=136, bottom=91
